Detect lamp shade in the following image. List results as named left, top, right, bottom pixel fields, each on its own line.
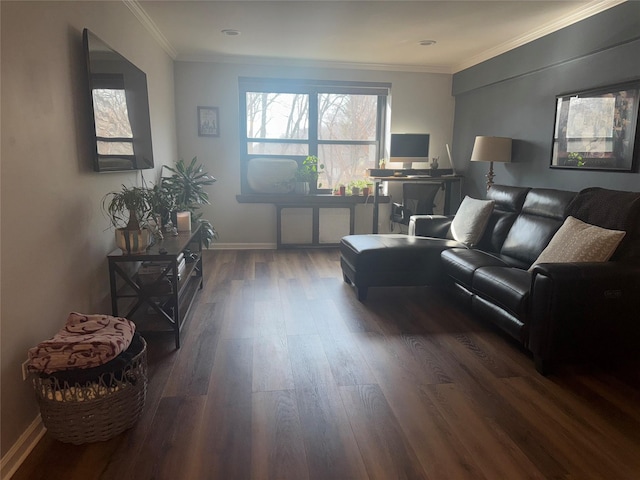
left=470, top=136, right=512, bottom=164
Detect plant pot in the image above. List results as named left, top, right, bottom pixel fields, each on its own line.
left=294, top=182, right=310, bottom=195
left=115, top=228, right=150, bottom=254
left=362, top=187, right=370, bottom=197
left=351, top=187, right=360, bottom=196
left=339, top=186, right=346, bottom=196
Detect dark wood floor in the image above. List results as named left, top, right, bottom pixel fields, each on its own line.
left=14, top=249, right=640, bottom=479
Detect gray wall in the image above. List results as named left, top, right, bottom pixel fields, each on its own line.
left=451, top=2, right=640, bottom=199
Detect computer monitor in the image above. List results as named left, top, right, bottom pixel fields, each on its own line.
left=390, top=133, right=430, bottom=169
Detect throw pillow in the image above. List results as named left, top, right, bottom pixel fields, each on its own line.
left=451, top=196, right=495, bottom=246
left=529, top=216, right=626, bottom=270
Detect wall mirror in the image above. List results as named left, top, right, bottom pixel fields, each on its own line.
left=550, top=80, right=639, bottom=172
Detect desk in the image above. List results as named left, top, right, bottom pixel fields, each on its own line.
left=369, top=173, right=463, bottom=233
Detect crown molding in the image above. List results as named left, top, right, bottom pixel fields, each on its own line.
left=177, top=53, right=453, bottom=75
left=453, top=0, right=626, bottom=73
left=123, top=0, right=177, bottom=59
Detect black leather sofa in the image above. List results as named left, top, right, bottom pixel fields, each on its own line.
left=340, top=185, right=640, bottom=373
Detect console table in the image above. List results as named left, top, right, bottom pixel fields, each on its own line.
left=368, top=171, right=463, bottom=233
left=107, top=225, right=203, bottom=348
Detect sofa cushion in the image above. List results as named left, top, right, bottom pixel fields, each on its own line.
left=530, top=216, right=626, bottom=269
left=473, top=267, right=533, bottom=319
left=566, top=187, right=640, bottom=262
left=475, top=185, right=530, bottom=254
left=451, top=196, right=495, bottom=247
left=441, top=248, right=511, bottom=289
left=340, top=234, right=462, bottom=287
left=500, top=188, right=576, bottom=266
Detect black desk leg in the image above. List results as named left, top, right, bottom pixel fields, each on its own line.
left=372, top=180, right=380, bottom=233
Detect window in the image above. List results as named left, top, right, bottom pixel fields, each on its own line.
left=240, top=78, right=389, bottom=193
left=91, top=74, right=135, bottom=156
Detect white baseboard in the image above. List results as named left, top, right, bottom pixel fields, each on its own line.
left=1, top=414, right=45, bottom=480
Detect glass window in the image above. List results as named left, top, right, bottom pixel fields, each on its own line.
left=92, top=88, right=134, bottom=155
left=240, top=78, right=389, bottom=193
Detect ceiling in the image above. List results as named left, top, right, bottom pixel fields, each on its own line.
left=130, top=0, right=623, bottom=73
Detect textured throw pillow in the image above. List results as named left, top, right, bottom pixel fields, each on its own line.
left=529, top=216, right=626, bottom=270
left=451, top=196, right=495, bottom=246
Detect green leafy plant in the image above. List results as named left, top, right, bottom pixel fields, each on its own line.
left=348, top=179, right=369, bottom=190
left=162, top=157, right=217, bottom=210
left=567, top=152, right=585, bottom=167
left=102, top=185, right=152, bottom=231
left=294, top=155, right=325, bottom=183
left=162, top=157, right=218, bottom=247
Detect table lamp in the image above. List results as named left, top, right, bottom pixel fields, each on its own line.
left=470, top=136, right=512, bottom=190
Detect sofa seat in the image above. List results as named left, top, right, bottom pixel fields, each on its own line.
left=340, top=234, right=462, bottom=300
left=473, top=267, right=532, bottom=320
left=441, top=248, right=513, bottom=289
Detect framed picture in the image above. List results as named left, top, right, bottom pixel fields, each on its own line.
left=198, top=106, right=219, bottom=137
left=550, top=81, right=640, bottom=171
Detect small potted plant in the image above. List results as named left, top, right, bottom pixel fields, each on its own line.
left=293, top=155, right=324, bottom=194
left=162, top=157, right=218, bottom=247
left=103, top=185, right=153, bottom=253
left=348, top=179, right=369, bottom=196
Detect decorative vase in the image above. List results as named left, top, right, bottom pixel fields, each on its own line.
left=294, top=182, right=310, bottom=195
left=115, top=228, right=150, bottom=254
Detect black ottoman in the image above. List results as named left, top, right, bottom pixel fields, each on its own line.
left=340, top=234, right=462, bottom=300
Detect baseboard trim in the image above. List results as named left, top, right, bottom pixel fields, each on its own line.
left=1, top=414, right=45, bottom=480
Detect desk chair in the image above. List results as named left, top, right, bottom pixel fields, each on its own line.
left=391, top=182, right=443, bottom=231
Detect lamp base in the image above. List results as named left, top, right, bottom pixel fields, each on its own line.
left=485, top=161, right=495, bottom=191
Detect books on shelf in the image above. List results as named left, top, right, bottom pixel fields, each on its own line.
left=137, top=254, right=187, bottom=285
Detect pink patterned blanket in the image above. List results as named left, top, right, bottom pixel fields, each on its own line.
left=28, top=312, right=136, bottom=374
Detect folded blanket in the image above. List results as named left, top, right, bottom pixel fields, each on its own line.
left=28, top=313, right=136, bottom=374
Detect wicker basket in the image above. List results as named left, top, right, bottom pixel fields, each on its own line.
left=31, top=334, right=147, bottom=444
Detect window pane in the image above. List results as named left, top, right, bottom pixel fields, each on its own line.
left=97, top=141, right=134, bottom=155
left=246, top=92, right=309, bottom=140
left=92, top=89, right=133, bottom=138
left=248, top=142, right=308, bottom=156
left=318, top=94, right=377, bottom=141
left=318, top=144, right=377, bottom=190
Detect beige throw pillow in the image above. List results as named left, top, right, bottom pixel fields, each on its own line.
left=451, top=196, right=495, bottom=247
left=530, top=216, right=626, bottom=270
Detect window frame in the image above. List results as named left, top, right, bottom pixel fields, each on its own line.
left=239, top=77, right=390, bottom=194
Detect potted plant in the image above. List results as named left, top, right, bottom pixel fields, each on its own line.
left=162, top=157, right=218, bottom=247
left=348, top=179, right=369, bottom=196
left=293, top=155, right=324, bottom=194
left=103, top=185, right=153, bottom=253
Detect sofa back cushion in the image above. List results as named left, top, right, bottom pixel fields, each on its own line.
left=566, top=187, right=640, bottom=262
left=450, top=196, right=495, bottom=246
left=500, top=188, right=576, bottom=266
left=476, top=185, right=530, bottom=253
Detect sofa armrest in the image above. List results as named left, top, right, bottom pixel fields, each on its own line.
left=408, top=215, right=453, bottom=238
left=528, top=262, right=640, bottom=374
